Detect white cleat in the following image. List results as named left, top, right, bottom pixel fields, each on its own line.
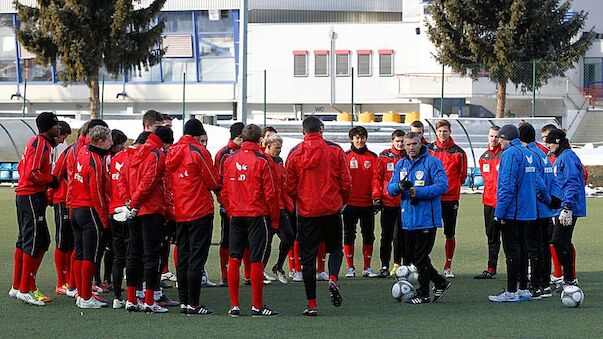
left=264, top=271, right=276, bottom=282
left=161, top=271, right=177, bottom=282
left=79, top=297, right=104, bottom=309
left=345, top=267, right=356, bottom=278
left=113, top=298, right=126, bottom=309
left=65, top=288, right=77, bottom=298
left=517, top=289, right=532, bottom=301
left=8, top=288, right=18, bottom=299
left=144, top=302, right=168, bottom=313
left=275, top=271, right=288, bottom=284
left=316, top=271, right=329, bottom=281
left=201, top=271, right=217, bottom=287
left=488, top=290, right=520, bottom=303
left=443, top=268, right=455, bottom=278
left=125, top=301, right=144, bottom=312
left=16, top=291, right=45, bottom=306
left=362, top=268, right=378, bottom=278
left=292, top=271, right=303, bottom=282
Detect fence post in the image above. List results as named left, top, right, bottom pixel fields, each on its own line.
left=532, top=60, right=536, bottom=117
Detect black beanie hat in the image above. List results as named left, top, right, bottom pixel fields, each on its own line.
left=545, top=129, right=566, bottom=144
left=499, top=124, right=519, bottom=141
left=36, top=112, right=59, bottom=133
left=518, top=123, right=536, bottom=143
left=184, top=119, right=206, bottom=137
left=230, top=122, right=245, bottom=140
left=155, top=126, right=174, bottom=144
left=135, top=132, right=151, bottom=145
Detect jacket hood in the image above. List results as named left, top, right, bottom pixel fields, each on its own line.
left=165, top=135, right=198, bottom=172
left=300, top=133, right=325, bottom=170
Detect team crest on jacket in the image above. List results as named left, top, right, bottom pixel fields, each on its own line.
left=526, top=155, right=533, bottom=164
left=416, top=170, right=424, bottom=180
left=387, top=162, right=395, bottom=171
left=363, top=160, right=371, bottom=169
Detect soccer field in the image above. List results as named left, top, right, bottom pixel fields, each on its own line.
left=1, top=189, right=602, bottom=338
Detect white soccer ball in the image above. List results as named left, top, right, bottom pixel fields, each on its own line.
left=391, top=280, right=415, bottom=302
left=395, top=265, right=411, bottom=281
left=561, top=285, right=584, bottom=308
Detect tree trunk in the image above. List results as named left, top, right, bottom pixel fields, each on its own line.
left=88, top=76, right=100, bottom=120
left=496, top=82, right=507, bottom=118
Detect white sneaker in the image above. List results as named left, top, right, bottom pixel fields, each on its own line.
left=263, top=274, right=272, bottom=285
left=92, top=285, right=105, bottom=294
left=345, top=267, right=356, bottom=278
left=264, top=271, right=276, bottom=281
left=8, top=288, right=18, bottom=298
left=316, top=271, right=329, bottom=281
left=362, top=268, right=378, bottom=278
left=113, top=298, right=126, bottom=309
left=275, top=271, right=288, bottom=284
left=79, top=297, right=103, bottom=309
left=16, top=291, right=45, bottom=306
left=144, top=302, right=168, bottom=313
left=65, top=288, right=77, bottom=298
left=201, top=271, right=217, bottom=287
left=126, top=301, right=144, bottom=312
left=517, top=289, right=532, bottom=301
left=443, top=268, right=455, bottom=278
left=550, top=275, right=563, bottom=285
left=161, top=271, right=177, bottom=282
left=292, top=271, right=303, bottom=282
left=488, top=290, right=519, bottom=303
left=75, top=296, right=81, bottom=307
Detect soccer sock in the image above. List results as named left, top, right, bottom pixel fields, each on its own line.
left=228, top=258, right=241, bottom=307
left=294, top=241, right=302, bottom=271
left=308, top=298, right=317, bottom=309
left=219, top=246, right=229, bottom=279
left=550, top=244, right=562, bottom=277
left=572, top=245, right=577, bottom=280
left=20, top=252, right=36, bottom=293
left=362, top=244, right=373, bottom=270
left=144, top=288, right=154, bottom=306
left=30, top=250, right=45, bottom=291
left=173, top=245, right=179, bottom=269
left=344, top=244, right=354, bottom=269
left=444, top=238, right=456, bottom=269
left=54, top=249, right=67, bottom=287
left=12, top=248, right=23, bottom=289
left=68, top=250, right=76, bottom=288
left=73, top=260, right=82, bottom=296
left=81, top=260, right=96, bottom=300
left=127, top=286, right=137, bottom=303
left=288, top=247, right=295, bottom=271
left=317, top=242, right=326, bottom=272
left=329, top=274, right=338, bottom=283
left=251, top=262, right=264, bottom=309
left=243, top=248, right=251, bottom=279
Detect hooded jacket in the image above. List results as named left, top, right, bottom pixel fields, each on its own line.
left=372, top=147, right=405, bottom=208
left=16, top=134, right=55, bottom=196
left=286, top=132, right=351, bottom=217
left=553, top=142, right=586, bottom=217
left=428, top=137, right=467, bottom=201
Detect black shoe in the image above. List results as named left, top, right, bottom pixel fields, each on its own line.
left=474, top=270, right=496, bottom=279
left=377, top=267, right=390, bottom=278
left=180, top=304, right=188, bottom=315
left=328, top=280, right=342, bottom=307
left=541, top=287, right=553, bottom=298
left=433, top=281, right=452, bottom=303
left=228, top=306, right=240, bottom=317
left=404, top=296, right=430, bottom=304
left=251, top=306, right=279, bottom=317
left=187, top=304, right=214, bottom=315
left=218, top=278, right=228, bottom=288
left=244, top=278, right=251, bottom=286
left=302, top=307, right=318, bottom=316
left=531, top=289, right=542, bottom=300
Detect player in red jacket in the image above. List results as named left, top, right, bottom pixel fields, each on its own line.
left=410, top=120, right=430, bottom=145
left=372, top=129, right=406, bottom=278
left=342, top=126, right=379, bottom=278
left=165, top=119, right=219, bottom=315
left=10, top=112, right=60, bottom=306
left=286, top=116, right=352, bottom=316
left=70, top=125, right=113, bottom=309
left=221, top=124, right=280, bottom=317
left=428, top=120, right=467, bottom=278
left=474, top=126, right=502, bottom=279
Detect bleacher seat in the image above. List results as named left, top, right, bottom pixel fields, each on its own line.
left=11, top=163, right=19, bottom=181
left=473, top=175, right=484, bottom=188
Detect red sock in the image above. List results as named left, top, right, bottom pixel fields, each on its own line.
left=73, top=260, right=82, bottom=296
left=30, top=250, right=45, bottom=291
left=243, top=248, right=251, bottom=279
left=81, top=260, right=96, bottom=300
left=344, top=244, right=354, bottom=269
left=308, top=298, right=317, bottom=309
left=68, top=251, right=76, bottom=288
left=572, top=245, right=577, bottom=279
left=251, top=262, right=264, bottom=309
left=444, top=238, right=456, bottom=269
left=329, top=274, right=338, bottom=283
left=173, top=245, right=179, bottom=269
left=54, top=249, right=67, bottom=287
left=487, top=267, right=496, bottom=274
left=362, top=244, right=373, bottom=270
left=294, top=241, right=301, bottom=271
left=219, top=246, right=229, bottom=279
left=317, top=242, right=326, bottom=272
left=12, top=248, right=23, bottom=289
left=550, top=244, right=562, bottom=277
left=228, top=258, right=241, bottom=307
left=20, top=253, right=35, bottom=293
left=144, top=288, right=154, bottom=305
left=127, top=286, right=137, bottom=303
left=288, top=247, right=295, bottom=271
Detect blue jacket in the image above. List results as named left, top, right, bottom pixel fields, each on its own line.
left=527, top=142, right=561, bottom=219
left=554, top=148, right=586, bottom=217
left=387, top=146, right=448, bottom=230
left=495, top=139, right=549, bottom=221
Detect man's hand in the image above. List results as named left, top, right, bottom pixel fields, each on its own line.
left=398, top=180, right=412, bottom=191
left=559, top=208, right=573, bottom=226
left=548, top=196, right=562, bottom=210
left=373, top=200, right=383, bottom=214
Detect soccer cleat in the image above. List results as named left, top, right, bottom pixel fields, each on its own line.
left=156, top=295, right=179, bottom=307
left=187, top=305, right=214, bottom=315
left=202, top=271, right=217, bottom=287
left=92, top=284, right=106, bottom=294
left=530, top=288, right=542, bottom=300
left=292, top=271, right=303, bottom=282
left=65, top=288, right=77, bottom=298
left=316, top=271, right=329, bottom=281
left=180, top=304, right=188, bottom=315
left=362, top=268, right=378, bottom=278
left=16, top=291, right=45, bottom=306
left=404, top=296, right=430, bottom=304
left=288, top=270, right=295, bottom=279
left=161, top=271, right=177, bottom=282
left=377, top=267, right=390, bottom=278
left=474, top=270, right=496, bottom=279
left=144, top=302, right=169, bottom=313
left=125, top=301, right=144, bottom=312
left=228, top=306, right=241, bottom=318
left=328, top=280, right=342, bottom=307
left=32, top=289, right=53, bottom=303
left=550, top=275, right=563, bottom=286
left=112, top=298, right=126, bottom=309
left=433, top=281, right=452, bottom=303
left=302, top=307, right=318, bottom=316
left=243, top=278, right=251, bottom=286
left=75, top=296, right=81, bottom=307
left=541, top=287, right=553, bottom=298
left=55, top=284, right=68, bottom=295
left=345, top=267, right=356, bottom=278
left=272, top=267, right=288, bottom=284
left=517, top=289, right=532, bottom=301
left=443, top=268, right=455, bottom=279
left=218, top=278, right=228, bottom=288
left=79, top=297, right=104, bottom=309
left=488, top=290, right=520, bottom=303
left=251, top=306, right=279, bottom=317
left=8, top=288, right=18, bottom=299
left=263, top=274, right=272, bottom=285
left=390, top=263, right=400, bottom=277
left=264, top=271, right=276, bottom=281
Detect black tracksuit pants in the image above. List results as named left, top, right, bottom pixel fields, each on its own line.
left=111, top=218, right=129, bottom=299
left=406, top=228, right=446, bottom=298
left=379, top=206, right=404, bottom=268
left=483, top=205, right=501, bottom=271
left=551, top=216, right=577, bottom=282
left=126, top=214, right=164, bottom=291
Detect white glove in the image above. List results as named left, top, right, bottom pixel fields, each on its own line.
left=559, top=208, right=573, bottom=226
left=129, top=208, right=139, bottom=219
left=113, top=206, right=130, bottom=222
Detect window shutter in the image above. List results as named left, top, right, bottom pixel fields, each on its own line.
left=314, top=50, right=329, bottom=77
left=163, top=35, right=193, bottom=58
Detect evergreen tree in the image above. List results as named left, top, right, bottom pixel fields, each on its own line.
left=14, top=0, right=166, bottom=119
left=426, top=0, right=594, bottom=118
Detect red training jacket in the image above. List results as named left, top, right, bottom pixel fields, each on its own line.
left=166, top=135, right=220, bottom=223
left=48, top=144, right=72, bottom=204
left=479, top=144, right=502, bottom=208
left=286, top=133, right=352, bottom=217
left=271, top=156, right=294, bottom=213
left=16, top=134, right=55, bottom=196
left=70, top=145, right=111, bottom=228
left=428, top=137, right=467, bottom=201
left=127, top=134, right=167, bottom=217
left=109, top=150, right=129, bottom=213
left=66, top=135, right=89, bottom=208
left=221, top=141, right=279, bottom=228
left=345, top=147, right=378, bottom=207
left=372, top=147, right=405, bottom=207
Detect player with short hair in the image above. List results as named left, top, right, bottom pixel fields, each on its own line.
left=410, top=120, right=429, bottom=145
left=161, top=114, right=173, bottom=128
left=143, top=110, right=164, bottom=133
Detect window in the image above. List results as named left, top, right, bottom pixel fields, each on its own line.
left=162, top=59, right=196, bottom=81
left=584, top=57, right=602, bottom=87
left=379, top=50, right=394, bottom=76
left=20, top=60, right=52, bottom=82
left=357, top=50, right=372, bottom=77
left=0, top=14, right=16, bottom=82
left=128, top=64, right=162, bottom=82
left=336, top=50, right=350, bottom=76
left=293, top=51, right=308, bottom=77
left=160, top=12, right=194, bottom=34
left=314, top=50, right=328, bottom=77
left=197, top=10, right=235, bottom=82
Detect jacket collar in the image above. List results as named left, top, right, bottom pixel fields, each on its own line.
left=350, top=144, right=368, bottom=154
left=303, top=132, right=323, bottom=141
left=489, top=143, right=502, bottom=155
left=227, top=139, right=241, bottom=150
left=241, top=141, right=261, bottom=151
left=147, top=133, right=164, bottom=151
left=435, top=137, right=455, bottom=150
left=390, top=147, right=403, bottom=156
left=88, top=144, right=110, bottom=157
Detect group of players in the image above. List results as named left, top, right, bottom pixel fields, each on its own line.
left=8, top=110, right=586, bottom=315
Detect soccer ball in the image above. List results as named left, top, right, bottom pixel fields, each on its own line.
left=407, top=264, right=418, bottom=284
left=395, top=265, right=411, bottom=281
left=561, top=285, right=584, bottom=308
left=391, top=280, right=415, bottom=302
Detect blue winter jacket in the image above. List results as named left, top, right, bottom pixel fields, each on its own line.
left=495, top=139, right=550, bottom=221
left=387, top=146, right=448, bottom=230
left=554, top=148, right=586, bottom=217
left=526, top=142, right=562, bottom=219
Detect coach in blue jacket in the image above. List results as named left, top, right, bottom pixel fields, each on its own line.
left=387, top=132, right=450, bottom=304
left=545, top=129, right=586, bottom=288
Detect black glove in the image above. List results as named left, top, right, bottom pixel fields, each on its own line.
left=410, top=197, right=419, bottom=205
left=398, top=179, right=412, bottom=191
left=548, top=196, right=562, bottom=210
left=373, top=199, right=383, bottom=214
left=48, top=176, right=59, bottom=189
